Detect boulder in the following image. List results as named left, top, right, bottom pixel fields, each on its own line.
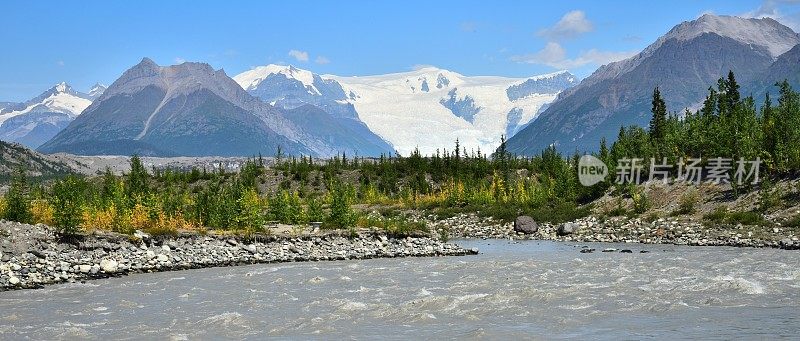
left=100, top=259, right=118, bottom=273
left=78, top=264, right=92, bottom=273
left=557, top=222, right=578, bottom=236
left=133, top=230, right=151, bottom=240
left=513, top=216, right=538, bottom=234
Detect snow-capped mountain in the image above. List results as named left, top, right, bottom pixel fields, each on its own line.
left=507, top=14, right=800, bottom=155
left=87, top=83, right=107, bottom=100
left=39, top=58, right=394, bottom=157
left=235, top=65, right=577, bottom=155
left=0, top=82, right=94, bottom=148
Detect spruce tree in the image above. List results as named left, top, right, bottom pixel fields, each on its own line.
left=125, top=155, right=149, bottom=201
left=649, top=87, right=668, bottom=156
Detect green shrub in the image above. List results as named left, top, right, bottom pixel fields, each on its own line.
left=726, top=211, right=768, bottom=226
left=306, top=197, right=324, bottom=222
left=51, top=176, right=86, bottom=236
left=604, top=197, right=628, bottom=217
left=3, top=167, right=32, bottom=224
left=703, top=206, right=728, bottom=223
left=524, top=202, right=591, bottom=224
left=676, top=187, right=700, bottom=214
left=631, top=187, right=650, bottom=215
left=758, top=179, right=782, bottom=212
left=783, top=214, right=800, bottom=228
left=325, top=182, right=356, bottom=228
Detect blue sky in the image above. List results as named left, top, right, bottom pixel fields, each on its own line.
left=1, top=0, right=798, bottom=101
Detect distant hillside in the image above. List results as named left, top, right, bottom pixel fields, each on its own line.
left=0, top=141, right=78, bottom=179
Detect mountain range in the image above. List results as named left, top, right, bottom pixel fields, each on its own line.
left=0, top=82, right=105, bottom=148
left=3, top=14, right=800, bottom=158
left=235, top=65, right=577, bottom=155
left=26, top=60, right=576, bottom=157
left=39, top=58, right=395, bottom=157
left=506, top=14, right=800, bottom=155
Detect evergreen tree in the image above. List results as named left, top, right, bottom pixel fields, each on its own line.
left=125, top=155, right=149, bottom=201
left=3, top=167, right=32, bottom=223
left=649, top=87, right=668, bottom=157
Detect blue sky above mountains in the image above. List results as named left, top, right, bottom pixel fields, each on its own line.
left=1, top=0, right=798, bottom=101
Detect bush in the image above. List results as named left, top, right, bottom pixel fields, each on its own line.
left=703, top=206, right=728, bottom=223
left=783, top=214, right=800, bottom=228
left=631, top=187, right=650, bottom=215
left=604, top=197, right=628, bottom=217
left=51, top=176, right=86, bottom=236
left=325, top=182, right=356, bottom=228
left=30, top=199, right=54, bottom=226
left=355, top=213, right=428, bottom=237
left=3, top=167, right=32, bottom=223
left=726, top=211, right=768, bottom=226
left=676, top=187, right=700, bottom=214
left=237, top=188, right=265, bottom=230
left=758, top=179, right=782, bottom=212
left=306, top=197, right=324, bottom=222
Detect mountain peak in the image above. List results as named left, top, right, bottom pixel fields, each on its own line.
left=102, top=58, right=258, bottom=115
left=664, top=14, right=799, bottom=57
left=234, top=64, right=318, bottom=93
left=54, top=82, right=69, bottom=93
left=88, top=83, right=107, bottom=100
left=139, top=57, right=158, bottom=67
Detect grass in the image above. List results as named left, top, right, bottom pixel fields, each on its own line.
left=726, top=211, right=769, bottom=226
left=703, top=206, right=729, bottom=223
left=703, top=205, right=770, bottom=226
left=356, top=213, right=429, bottom=237
left=782, top=214, right=800, bottom=228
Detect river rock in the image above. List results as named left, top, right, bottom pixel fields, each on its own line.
left=8, top=276, right=20, bottom=285
left=100, top=259, right=118, bottom=273
left=557, top=223, right=577, bottom=236
left=513, top=216, right=538, bottom=234
left=133, top=230, right=151, bottom=240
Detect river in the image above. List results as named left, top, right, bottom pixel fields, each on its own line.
left=1, top=240, right=798, bottom=339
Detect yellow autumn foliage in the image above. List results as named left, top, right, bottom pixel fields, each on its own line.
left=30, top=199, right=54, bottom=226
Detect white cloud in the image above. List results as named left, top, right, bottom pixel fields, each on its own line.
left=315, top=56, right=330, bottom=64
left=742, top=0, right=800, bottom=30
left=511, top=42, right=636, bottom=69
left=174, top=57, right=186, bottom=64
left=288, top=49, right=309, bottom=62
left=537, top=10, right=594, bottom=40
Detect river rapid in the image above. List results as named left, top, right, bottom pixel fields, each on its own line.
left=1, top=240, right=798, bottom=339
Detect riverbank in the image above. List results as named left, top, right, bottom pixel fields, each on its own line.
left=426, top=212, right=800, bottom=249
left=5, top=210, right=800, bottom=292
left=0, top=220, right=476, bottom=291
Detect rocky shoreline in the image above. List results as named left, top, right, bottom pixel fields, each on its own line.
left=0, top=220, right=477, bottom=291
left=427, top=213, right=800, bottom=250
left=4, top=211, right=799, bottom=291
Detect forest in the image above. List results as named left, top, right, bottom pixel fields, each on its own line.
left=1, top=72, right=798, bottom=237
